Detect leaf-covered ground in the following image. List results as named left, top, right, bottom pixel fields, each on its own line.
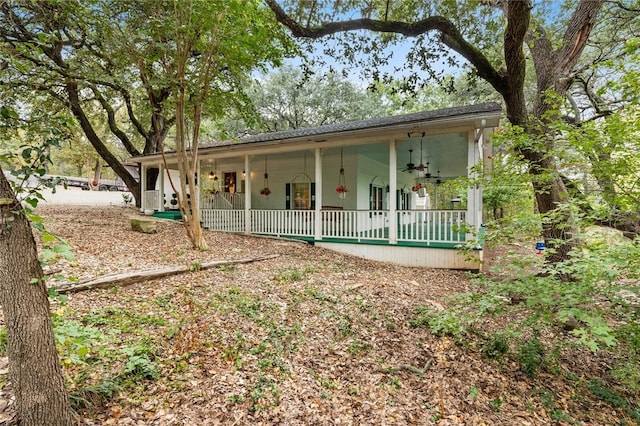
left=0, top=205, right=634, bottom=425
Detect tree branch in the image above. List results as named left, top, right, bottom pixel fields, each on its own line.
left=89, top=84, right=141, bottom=156
left=558, top=0, right=606, bottom=79
left=264, top=0, right=507, bottom=96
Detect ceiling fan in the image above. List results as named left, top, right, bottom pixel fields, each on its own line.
left=402, top=131, right=427, bottom=173
left=402, top=148, right=416, bottom=172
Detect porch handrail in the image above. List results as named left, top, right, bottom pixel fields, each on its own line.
left=397, top=209, right=466, bottom=244
left=201, top=208, right=467, bottom=245
left=202, top=192, right=245, bottom=210
left=201, top=209, right=245, bottom=232
left=251, top=209, right=315, bottom=238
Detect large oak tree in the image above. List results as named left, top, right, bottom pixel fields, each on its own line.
left=264, top=0, right=633, bottom=266
left=0, top=1, right=176, bottom=204
left=0, top=111, right=74, bottom=424
left=0, top=1, right=290, bottom=207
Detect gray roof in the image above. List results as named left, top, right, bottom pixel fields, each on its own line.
left=201, top=102, right=501, bottom=149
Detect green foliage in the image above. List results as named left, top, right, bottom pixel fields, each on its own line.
left=272, top=267, right=307, bottom=283
left=69, top=377, right=121, bottom=411
left=0, top=327, right=7, bottom=357
left=588, top=380, right=640, bottom=421
left=409, top=305, right=471, bottom=337
left=517, top=336, right=545, bottom=378
left=121, top=344, right=159, bottom=381
left=219, top=65, right=388, bottom=137
left=53, top=318, right=111, bottom=367
left=250, top=374, right=280, bottom=412
left=0, top=111, right=76, bottom=267
left=482, top=333, right=510, bottom=360
left=52, top=305, right=165, bottom=410
left=612, top=322, right=640, bottom=394
left=82, top=307, right=167, bottom=332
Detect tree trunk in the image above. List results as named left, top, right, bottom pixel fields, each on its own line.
left=64, top=80, right=141, bottom=201
left=92, top=158, right=102, bottom=190
left=529, top=154, right=575, bottom=267
left=0, top=168, right=74, bottom=425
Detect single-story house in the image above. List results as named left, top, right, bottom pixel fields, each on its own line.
left=132, top=102, right=500, bottom=270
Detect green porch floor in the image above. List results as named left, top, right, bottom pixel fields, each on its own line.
left=278, top=235, right=464, bottom=249
left=153, top=210, right=183, bottom=220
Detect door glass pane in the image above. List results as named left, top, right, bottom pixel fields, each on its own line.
left=293, top=182, right=310, bottom=209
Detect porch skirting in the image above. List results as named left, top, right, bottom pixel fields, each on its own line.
left=315, top=241, right=482, bottom=270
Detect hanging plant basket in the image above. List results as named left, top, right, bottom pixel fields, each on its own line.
left=260, top=187, right=271, bottom=196
left=412, top=183, right=427, bottom=197
left=336, top=149, right=348, bottom=200
left=336, top=184, right=348, bottom=199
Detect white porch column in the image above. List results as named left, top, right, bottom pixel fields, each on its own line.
left=467, top=129, right=482, bottom=233
left=244, top=155, right=252, bottom=235
left=314, top=148, right=322, bottom=241
left=482, top=127, right=493, bottom=224
left=159, top=163, right=165, bottom=212
left=388, top=139, right=397, bottom=245
left=140, top=164, right=147, bottom=212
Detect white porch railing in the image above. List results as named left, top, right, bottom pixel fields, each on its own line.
left=201, top=193, right=245, bottom=210
left=143, top=190, right=162, bottom=211
left=251, top=209, right=315, bottom=237
left=397, top=210, right=466, bottom=244
left=200, top=208, right=467, bottom=244
left=201, top=209, right=245, bottom=232
left=321, top=210, right=389, bottom=241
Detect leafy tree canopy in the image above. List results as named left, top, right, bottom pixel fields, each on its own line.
left=0, top=0, right=294, bottom=202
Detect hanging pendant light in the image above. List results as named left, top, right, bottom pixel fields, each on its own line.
left=209, top=159, right=218, bottom=181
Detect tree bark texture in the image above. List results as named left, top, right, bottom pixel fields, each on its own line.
left=0, top=169, right=74, bottom=425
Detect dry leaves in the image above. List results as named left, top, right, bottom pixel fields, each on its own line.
left=0, top=205, right=629, bottom=425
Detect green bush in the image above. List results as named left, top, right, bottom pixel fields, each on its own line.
left=482, top=333, right=510, bottom=360
left=517, top=336, right=545, bottom=378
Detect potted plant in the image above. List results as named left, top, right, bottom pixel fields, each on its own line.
left=260, top=187, right=271, bottom=197
left=412, top=183, right=427, bottom=197
left=336, top=184, right=348, bottom=199
left=336, top=184, right=349, bottom=199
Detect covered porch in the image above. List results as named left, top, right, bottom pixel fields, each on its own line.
left=134, top=103, right=500, bottom=270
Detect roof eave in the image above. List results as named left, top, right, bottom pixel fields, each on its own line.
left=132, top=103, right=501, bottom=164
